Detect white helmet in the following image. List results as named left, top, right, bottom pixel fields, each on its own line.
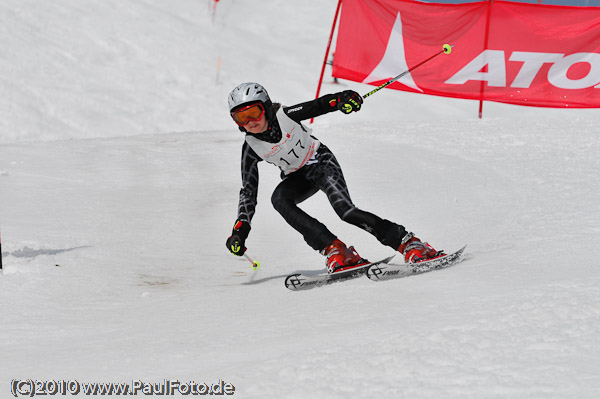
left=228, top=82, right=271, bottom=112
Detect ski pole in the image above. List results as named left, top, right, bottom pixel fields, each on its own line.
left=244, top=253, right=261, bottom=270
left=361, top=44, right=453, bottom=100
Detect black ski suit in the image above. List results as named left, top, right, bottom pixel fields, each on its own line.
left=236, top=93, right=409, bottom=252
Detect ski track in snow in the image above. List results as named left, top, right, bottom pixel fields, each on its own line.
left=1, top=1, right=600, bottom=398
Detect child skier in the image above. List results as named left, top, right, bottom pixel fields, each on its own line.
left=225, top=82, right=441, bottom=273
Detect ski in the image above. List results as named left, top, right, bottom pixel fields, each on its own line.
left=366, top=246, right=467, bottom=282
left=284, top=255, right=395, bottom=291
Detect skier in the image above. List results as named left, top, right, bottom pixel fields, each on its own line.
left=225, top=82, right=441, bottom=273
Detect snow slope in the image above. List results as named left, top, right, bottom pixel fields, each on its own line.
left=1, top=1, right=600, bottom=398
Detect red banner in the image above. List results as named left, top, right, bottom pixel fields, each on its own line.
left=333, top=0, right=600, bottom=108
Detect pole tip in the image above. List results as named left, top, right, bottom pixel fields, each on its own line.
left=443, top=44, right=453, bottom=55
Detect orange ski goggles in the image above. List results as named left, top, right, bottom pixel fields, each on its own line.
left=231, top=103, right=265, bottom=126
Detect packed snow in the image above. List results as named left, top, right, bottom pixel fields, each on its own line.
left=1, top=1, right=599, bottom=398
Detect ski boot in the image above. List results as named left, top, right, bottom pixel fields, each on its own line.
left=322, top=238, right=368, bottom=273
left=398, top=233, right=442, bottom=264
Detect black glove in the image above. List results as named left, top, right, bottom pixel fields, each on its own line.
left=335, top=90, right=363, bottom=114
left=225, top=220, right=251, bottom=256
